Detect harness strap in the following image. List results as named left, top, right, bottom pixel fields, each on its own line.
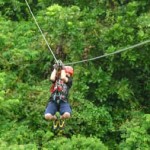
left=50, top=78, right=68, bottom=104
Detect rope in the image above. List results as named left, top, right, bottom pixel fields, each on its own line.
left=25, top=0, right=58, bottom=63
left=65, top=39, right=150, bottom=65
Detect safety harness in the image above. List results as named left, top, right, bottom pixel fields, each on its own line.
left=50, top=79, right=67, bottom=104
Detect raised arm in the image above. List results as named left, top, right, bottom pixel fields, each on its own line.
left=60, top=69, right=69, bottom=83
left=50, top=69, right=57, bottom=81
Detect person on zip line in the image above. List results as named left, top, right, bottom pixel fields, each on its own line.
left=44, top=60, right=73, bottom=131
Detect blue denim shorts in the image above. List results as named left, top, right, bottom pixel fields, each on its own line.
left=45, top=100, right=72, bottom=115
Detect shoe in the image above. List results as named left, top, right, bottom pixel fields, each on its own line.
left=59, top=120, right=65, bottom=130
left=52, top=119, right=59, bottom=131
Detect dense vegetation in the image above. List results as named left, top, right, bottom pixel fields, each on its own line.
left=0, top=0, right=150, bottom=149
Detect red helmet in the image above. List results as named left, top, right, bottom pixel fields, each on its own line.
left=64, top=66, right=74, bottom=76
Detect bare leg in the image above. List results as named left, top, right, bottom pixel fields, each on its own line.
left=45, top=113, right=57, bottom=120
left=60, top=112, right=71, bottom=120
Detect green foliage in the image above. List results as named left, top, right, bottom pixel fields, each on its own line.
left=45, top=135, right=108, bottom=150
left=41, top=4, right=85, bottom=59
left=0, top=139, right=37, bottom=150
left=119, top=113, right=150, bottom=149
left=116, top=79, right=134, bottom=101
left=0, top=0, right=150, bottom=149
left=0, top=72, right=20, bottom=117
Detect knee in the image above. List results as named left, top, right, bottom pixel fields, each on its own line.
left=61, top=112, right=71, bottom=119
left=45, top=113, right=54, bottom=120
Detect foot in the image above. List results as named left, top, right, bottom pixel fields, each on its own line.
left=59, top=119, right=65, bottom=130
left=52, top=119, right=59, bottom=131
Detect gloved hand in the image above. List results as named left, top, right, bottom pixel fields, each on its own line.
left=53, top=63, right=58, bottom=70
left=57, top=60, right=64, bottom=69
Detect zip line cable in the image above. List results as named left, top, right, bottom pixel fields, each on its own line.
left=65, top=39, right=150, bottom=65
left=25, top=0, right=58, bottom=63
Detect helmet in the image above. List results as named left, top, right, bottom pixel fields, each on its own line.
left=64, top=66, right=74, bottom=76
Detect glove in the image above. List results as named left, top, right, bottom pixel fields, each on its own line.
left=57, top=60, right=64, bottom=69
left=53, top=63, right=58, bottom=70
